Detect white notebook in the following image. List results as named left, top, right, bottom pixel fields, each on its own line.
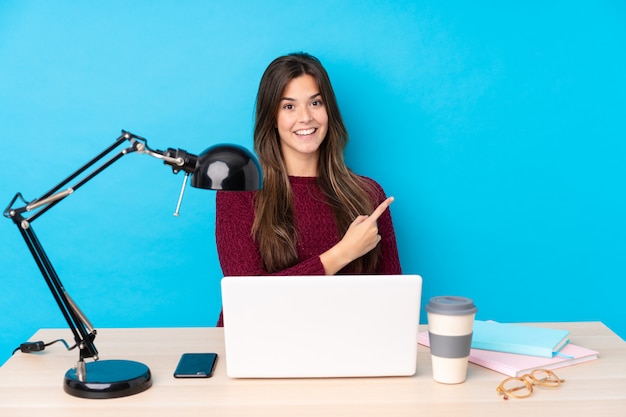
left=221, top=274, right=422, bottom=378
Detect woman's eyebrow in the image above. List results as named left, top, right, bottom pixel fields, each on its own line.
left=280, top=93, right=322, bottom=101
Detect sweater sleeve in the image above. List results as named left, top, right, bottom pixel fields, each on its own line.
left=215, top=191, right=326, bottom=277
left=362, top=178, right=403, bottom=275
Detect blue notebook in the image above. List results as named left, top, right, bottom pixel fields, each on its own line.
left=471, top=321, right=570, bottom=358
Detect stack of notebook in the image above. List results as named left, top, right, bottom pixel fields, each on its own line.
left=418, top=320, right=599, bottom=377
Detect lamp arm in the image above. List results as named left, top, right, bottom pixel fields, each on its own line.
left=15, top=219, right=99, bottom=362
left=137, top=145, right=185, bottom=167
left=6, top=132, right=136, bottom=223
left=3, top=130, right=187, bottom=364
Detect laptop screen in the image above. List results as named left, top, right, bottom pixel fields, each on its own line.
left=221, top=274, right=422, bottom=378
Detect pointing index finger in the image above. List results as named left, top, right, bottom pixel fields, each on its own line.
left=368, top=197, right=394, bottom=222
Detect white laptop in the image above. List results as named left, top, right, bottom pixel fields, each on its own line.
left=220, top=274, right=422, bottom=378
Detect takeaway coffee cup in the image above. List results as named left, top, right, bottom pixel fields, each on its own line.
left=426, top=296, right=477, bottom=384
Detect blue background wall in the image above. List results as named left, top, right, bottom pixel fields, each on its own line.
left=1, top=1, right=624, bottom=364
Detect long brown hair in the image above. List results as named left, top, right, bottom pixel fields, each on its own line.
left=253, top=52, right=380, bottom=273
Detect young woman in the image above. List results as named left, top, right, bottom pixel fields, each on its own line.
left=215, top=52, right=401, bottom=326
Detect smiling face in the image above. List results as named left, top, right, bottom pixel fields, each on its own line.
left=276, top=74, right=329, bottom=176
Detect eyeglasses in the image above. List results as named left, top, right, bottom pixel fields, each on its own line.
left=496, top=369, right=565, bottom=400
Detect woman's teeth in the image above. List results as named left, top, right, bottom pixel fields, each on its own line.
left=295, top=128, right=316, bottom=136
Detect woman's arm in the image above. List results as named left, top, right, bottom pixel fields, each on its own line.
left=319, top=197, right=396, bottom=275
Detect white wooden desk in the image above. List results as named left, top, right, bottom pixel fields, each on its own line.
left=0, top=322, right=624, bottom=416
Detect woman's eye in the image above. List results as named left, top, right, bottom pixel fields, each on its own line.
left=283, top=103, right=294, bottom=110
left=312, top=100, right=323, bottom=107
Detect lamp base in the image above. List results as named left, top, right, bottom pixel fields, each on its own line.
left=64, top=359, right=152, bottom=399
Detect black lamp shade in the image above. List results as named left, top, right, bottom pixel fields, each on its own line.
left=191, top=144, right=262, bottom=191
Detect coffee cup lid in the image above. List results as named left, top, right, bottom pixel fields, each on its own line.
left=426, top=296, right=477, bottom=315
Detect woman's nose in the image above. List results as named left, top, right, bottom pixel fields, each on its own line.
left=297, top=106, right=313, bottom=122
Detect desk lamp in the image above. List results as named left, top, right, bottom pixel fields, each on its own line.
left=3, top=130, right=262, bottom=399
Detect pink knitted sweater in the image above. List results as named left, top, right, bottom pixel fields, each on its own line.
left=215, top=176, right=402, bottom=326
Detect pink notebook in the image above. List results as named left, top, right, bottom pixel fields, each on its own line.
left=418, top=332, right=598, bottom=377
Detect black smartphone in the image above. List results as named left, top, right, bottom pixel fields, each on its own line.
left=173, top=353, right=218, bottom=378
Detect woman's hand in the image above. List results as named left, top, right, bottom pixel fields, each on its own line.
left=320, top=197, right=394, bottom=275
